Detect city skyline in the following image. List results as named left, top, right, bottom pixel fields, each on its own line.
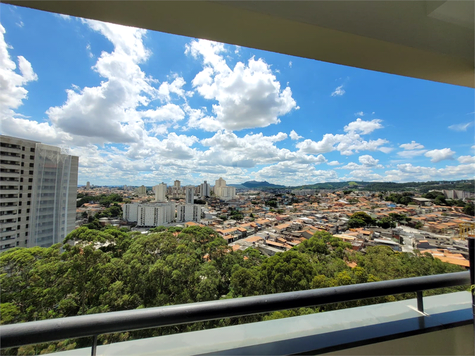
left=1, top=4, right=474, bottom=187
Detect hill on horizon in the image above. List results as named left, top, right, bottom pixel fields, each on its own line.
left=241, top=180, right=286, bottom=189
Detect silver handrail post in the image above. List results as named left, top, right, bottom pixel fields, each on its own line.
left=91, top=335, right=98, bottom=356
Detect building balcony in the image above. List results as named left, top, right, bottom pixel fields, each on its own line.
left=0, top=153, right=21, bottom=161
left=0, top=211, right=17, bottom=217
left=1, top=235, right=16, bottom=242
left=0, top=147, right=22, bottom=154
left=0, top=189, right=19, bottom=195
left=0, top=163, right=21, bottom=170
left=0, top=198, right=19, bottom=203
left=0, top=205, right=18, bottom=212
left=1, top=271, right=472, bottom=356
left=0, top=230, right=16, bottom=238
left=0, top=172, right=20, bottom=178
left=0, top=179, right=20, bottom=185
left=0, top=221, right=17, bottom=230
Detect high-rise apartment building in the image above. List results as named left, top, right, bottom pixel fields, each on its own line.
left=154, top=182, right=167, bottom=202
left=200, top=181, right=210, bottom=198
left=136, top=185, right=147, bottom=196
left=220, top=186, right=236, bottom=200
left=176, top=204, right=202, bottom=223
left=169, top=180, right=183, bottom=199
left=213, top=177, right=236, bottom=200
left=185, top=186, right=195, bottom=204
left=123, top=203, right=176, bottom=227
left=86, top=181, right=91, bottom=189
left=0, top=135, right=79, bottom=250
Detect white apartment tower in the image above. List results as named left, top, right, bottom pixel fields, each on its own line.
left=200, top=181, right=210, bottom=198
left=123, top=203, right=176, bottom=227
left=220, top=186, right=236, bottom=200
left=136, top=185, right=147, bottom=196
left=185, top=186, right=195, bottom=204
left=177, top=204, right=202, bottom=223
left=86, top=181, right=91, bottom=189
left=154, top=182, right=167, bottom=202
left=213, top=177, right=236, bottom=200
left=215, top=177, right=226, bottom=188
left=0, top=136, right=79, bottom=250
left=169, top=179, right=183, bottom=199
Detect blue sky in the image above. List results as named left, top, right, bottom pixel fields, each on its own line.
left=1, top=4, right=474, bottom=186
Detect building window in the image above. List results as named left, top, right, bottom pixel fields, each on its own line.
left=29, top=171, right=33, bottom=175
left=30, top=148, right=35, bottom=152
left=30, top=155, right=34, bottom=160
left=21, top=154, right=25, bottom=159
left=29, top=163, right=34, bottom=168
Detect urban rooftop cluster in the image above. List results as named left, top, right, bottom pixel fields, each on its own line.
left=76, top=179, right=475, bottom=269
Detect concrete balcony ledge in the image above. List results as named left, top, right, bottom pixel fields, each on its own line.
left=55, top=291, right=473, bottom=356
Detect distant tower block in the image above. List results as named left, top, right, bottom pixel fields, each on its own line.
left=155, top=182, right=167, bottom=202
left=200, top=181, right=210, bottom=198
left=185, top=186, right=195, bottom=204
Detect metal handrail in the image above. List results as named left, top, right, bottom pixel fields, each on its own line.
left=0, top=271, right=470, bottom=351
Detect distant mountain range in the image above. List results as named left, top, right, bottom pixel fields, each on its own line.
left=227, top=180, right=474, bottom=192
left=227, top=181, right=285, bottom=189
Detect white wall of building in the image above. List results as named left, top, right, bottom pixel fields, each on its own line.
left=185, top=186, right=195, bottom=204
left=123, top=203, right=175, bottom=226
left=200, top=181, right=210, bottom=198
left=155, top=183, right=167, bottom=202
left=177, top=204, right=202, bottom=222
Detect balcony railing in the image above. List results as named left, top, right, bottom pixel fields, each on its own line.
left=0, top=271, right=471, bottom=356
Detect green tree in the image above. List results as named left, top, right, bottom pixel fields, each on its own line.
left=463, top=204, right=474, bottom=216
left=348, top=218, right=366, bottom=228
left=350, top=212, right=374, bottom=226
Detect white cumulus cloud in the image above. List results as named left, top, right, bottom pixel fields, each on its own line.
left=344, top=118, right=383, bottom=135
left=296, top=119, right=389, bottom=156
left=331, top=85, right=345, bottom=97
left=358, top=154, right=380, bottom=167
left=400, top=141, right=424, bottom=150
left=0, top=24, right=38, bottom=118
left=185, top=39, right=298, bottom=131
left=448, top=122, right=473, bottom=132
left=424, top=148, right=456, bottom=163
left=458, top=155, right=475, bottom=164
left=46, top=20, right=159, bottom=145
left=289, top=130, right=303, bottom=140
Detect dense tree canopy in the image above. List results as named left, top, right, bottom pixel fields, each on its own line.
left=384, top=193, right=414, bottom=205
left=0, top=227, right=465, bottom=355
